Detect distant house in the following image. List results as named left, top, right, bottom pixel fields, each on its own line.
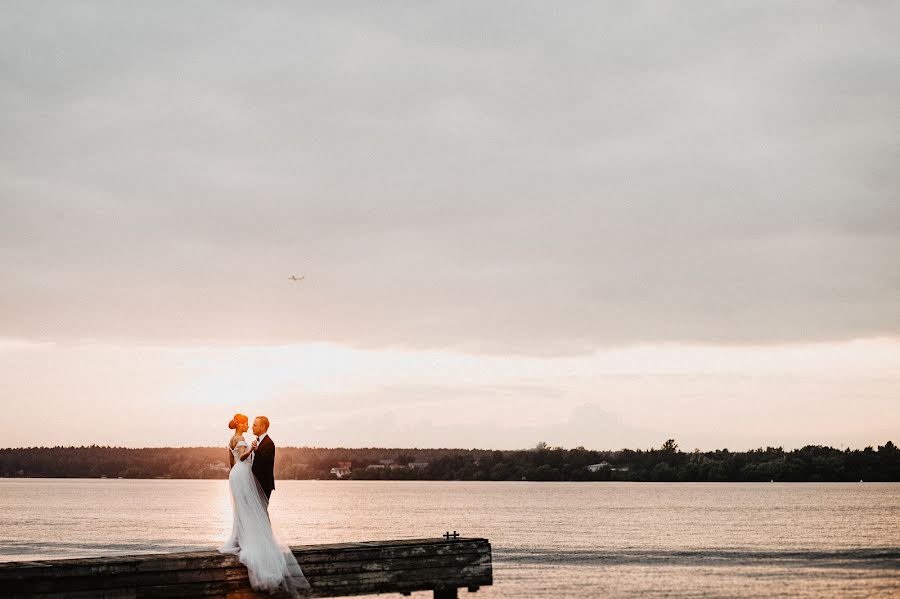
left=586, top=462, right=611, bottom=472
left=408, top=462, right=429, bottom=470
left=378, top=459, right=395, bottom=466
left=366, top=464, right=386, bottom=471
left=389, top=464, right=407, bottom=471
left=330, top=461, right=352, bottom=479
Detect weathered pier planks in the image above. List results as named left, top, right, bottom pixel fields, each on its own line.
left=0, top=538, right=492, bottom=599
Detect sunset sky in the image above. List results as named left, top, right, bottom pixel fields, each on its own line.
left=1, top=3, right=897, bottom=449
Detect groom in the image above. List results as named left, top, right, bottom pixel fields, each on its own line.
left=250, top=416, right=276, bottom=503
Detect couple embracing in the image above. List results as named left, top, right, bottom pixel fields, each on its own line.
left=219, top=413, right=311, bottom=596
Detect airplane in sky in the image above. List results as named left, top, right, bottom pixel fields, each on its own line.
left=289, top=275, right=305, bottom=282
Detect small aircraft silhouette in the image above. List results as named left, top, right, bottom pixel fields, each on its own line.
left=288, top=275, right=305, bottom=282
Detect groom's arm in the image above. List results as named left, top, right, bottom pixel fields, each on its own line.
left=256, top=441, right=275, bottom=463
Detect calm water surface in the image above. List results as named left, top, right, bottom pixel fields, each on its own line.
left=1, top=480, right=898, bottom=598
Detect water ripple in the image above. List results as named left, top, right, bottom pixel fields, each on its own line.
left=493, top=547, right=900, bottom=569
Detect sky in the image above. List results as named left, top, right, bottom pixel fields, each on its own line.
left=1, top=2, right=898, bottom=450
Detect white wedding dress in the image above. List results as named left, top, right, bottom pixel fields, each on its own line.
left=219, top=438, right=311, bottom=595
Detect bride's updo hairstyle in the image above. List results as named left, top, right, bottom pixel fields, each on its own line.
left=228, top=413, right=249, bottom=430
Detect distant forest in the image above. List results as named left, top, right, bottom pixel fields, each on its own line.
left=0, top=440, right=897, bottom=482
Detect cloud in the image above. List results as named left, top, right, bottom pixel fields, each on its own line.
left=1, top=338, right=897, bottom=448
left=0, top=3, right=897, bottom=355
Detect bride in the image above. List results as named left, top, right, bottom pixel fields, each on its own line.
left=219, top=413, right=311, bottom=595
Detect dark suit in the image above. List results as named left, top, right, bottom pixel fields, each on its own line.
left=252, top=435, right=276, bottom=501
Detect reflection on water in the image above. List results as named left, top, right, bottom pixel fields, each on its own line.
left=1, top=480, right=898, bottom=598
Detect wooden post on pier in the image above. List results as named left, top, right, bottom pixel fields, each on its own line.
left=0, top=536, right=493, bottom=599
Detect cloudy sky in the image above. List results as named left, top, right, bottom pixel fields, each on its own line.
left=1, top=2, right=898, bottom=449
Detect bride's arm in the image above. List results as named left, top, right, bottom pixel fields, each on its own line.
left=238, top=443, right=254, bottom=462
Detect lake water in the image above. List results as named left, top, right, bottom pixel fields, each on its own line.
left=1, top=479, right=898, bottom=598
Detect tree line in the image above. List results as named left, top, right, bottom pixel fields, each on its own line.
left=0, top=440, right=896, bottom=482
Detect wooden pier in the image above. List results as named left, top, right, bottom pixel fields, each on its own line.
left=0, top=537, right=492, bottom=599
